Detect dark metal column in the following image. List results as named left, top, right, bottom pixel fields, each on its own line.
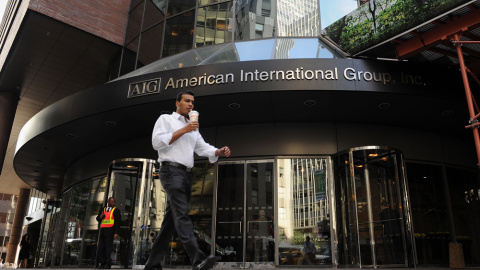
left=6, top=188, right=30, bottom=264
left=0, top=91, right=19, bottom=175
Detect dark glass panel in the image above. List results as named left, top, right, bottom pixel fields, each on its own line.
left=126, top=1, right=145, bottom=45
left=245, top=162, right=274, bottom=263
left=120, top=36, right=140, bottom=76
left=138, top=23, right=164, bottom=67
left=195, top=2, right=233, bottom=47
left=406, top=163, right=449, bottom=266
left=167, top=0, right=196, bottom=17
left=143, top=0, right=166, bottom=30
left=131, top=0, right=144, bottom=11
left=235, top=0, right=275, bottom=41
left=163, top=12, right=195, bottom=58
left=446, top=167, right=480, bottom=266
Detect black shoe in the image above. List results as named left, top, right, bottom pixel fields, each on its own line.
left=193, top=255, right=216, bottom=270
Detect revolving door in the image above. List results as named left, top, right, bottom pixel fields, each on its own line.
left=102, top=158, right=159, bottom=268
left=332, top=146, right=415, bottom=268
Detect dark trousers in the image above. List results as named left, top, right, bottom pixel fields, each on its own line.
left=146, top=166, right=205, bottom=268
left=98, top=228, right=114, bottom=266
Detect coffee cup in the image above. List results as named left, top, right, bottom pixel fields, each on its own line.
left=188, top=110, right=199, bottom=122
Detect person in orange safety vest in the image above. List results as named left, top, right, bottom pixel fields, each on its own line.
left=96, top=197, right=121, bottom=269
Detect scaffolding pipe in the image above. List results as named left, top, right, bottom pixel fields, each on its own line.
left=452, top=41, right=480, bottom=44
left=453, top=34, right=480, bottom=167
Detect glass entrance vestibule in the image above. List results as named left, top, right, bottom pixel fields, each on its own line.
left=47, top=146, right=417, bottom=268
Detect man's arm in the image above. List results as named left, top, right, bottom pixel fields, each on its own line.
left=169, top=121, right=198, bottom=144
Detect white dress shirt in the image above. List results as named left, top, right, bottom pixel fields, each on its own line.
left=152, top=112, right=218, bottom=168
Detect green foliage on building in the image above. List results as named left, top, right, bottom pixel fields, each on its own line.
left=323, top=0, right=470, bottom=55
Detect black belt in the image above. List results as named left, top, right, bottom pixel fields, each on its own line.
left=161, top=161, right=192, bottom=172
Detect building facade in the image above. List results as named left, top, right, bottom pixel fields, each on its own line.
left=1, top=0, right=480, bottom=268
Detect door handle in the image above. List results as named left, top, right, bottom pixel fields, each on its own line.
left=218, top=221, right=242, bottom=233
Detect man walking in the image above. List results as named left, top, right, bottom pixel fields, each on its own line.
left=146, top=90, right=231, bottom=270
left=96, top=197, right=121, bottom=269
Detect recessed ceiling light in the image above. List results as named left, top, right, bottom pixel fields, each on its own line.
left=229, top=103, right=241, bottom=109
left=304, top=100, right=316, bottom=106
left=378, top=102, right=391, bottom=109
left=441, top=110, right=455, bottom=116
left=105, top=121, right=117, bottom=126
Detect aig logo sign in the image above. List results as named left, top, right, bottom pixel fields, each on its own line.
left=127, top=78, right=161, bottom=98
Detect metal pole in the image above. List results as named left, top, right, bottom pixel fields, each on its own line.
left=453, top=34, right=480, bottom=167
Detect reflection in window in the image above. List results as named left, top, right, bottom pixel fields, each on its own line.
left=275, top=38, right=337, bottom=59
left=196, top=2, right=233, bottom=47
left=80, top=178, right=107, bottom=266
left=201, top=43, right=240, bottom=64
left=62, top=181, right=92, bottom=266
left=168, top=0, right=196, bottom=17
left=277, top=158, right=331, bottom=265
left=199, top=0, right=225, bottom=5
left=235, top=0, right=275, bottom=41
left=152, top=0, right=168, bottom=15
left=235, top=39, right=275, bottom=61
left=163, top=12, right=195, bottom=57
left=277, top=0, right=319, bottom=36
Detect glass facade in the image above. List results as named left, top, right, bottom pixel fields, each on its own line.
left=118, top=0, right=358, bottom=75
left=34, top=152, right=480, bottom=268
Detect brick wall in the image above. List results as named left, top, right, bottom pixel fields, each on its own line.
left=28, top=0, right=131, bottom=45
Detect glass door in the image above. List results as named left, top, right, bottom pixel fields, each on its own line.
left=333, top=146, right=414, bottom=268
left=215, top=160, right=275, bottom=268
left=102, top=158, right=156, bottom=269
left=35, top=200, right=62, bottom=267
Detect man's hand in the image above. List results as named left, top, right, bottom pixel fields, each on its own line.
left=170, top=121, right=199, bottom=144
left=100, top=213, right=105, bottom=219
left=114, top=234, right=119, bottom=240
left=216, top=146, right=231, bottom=157
left=183, top=121, right=199, bottom=132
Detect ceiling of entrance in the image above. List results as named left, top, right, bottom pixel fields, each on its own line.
left=0, top=11, right=122, bottom=195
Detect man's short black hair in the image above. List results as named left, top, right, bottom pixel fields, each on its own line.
left=176, top=90, right=195, bottom=102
